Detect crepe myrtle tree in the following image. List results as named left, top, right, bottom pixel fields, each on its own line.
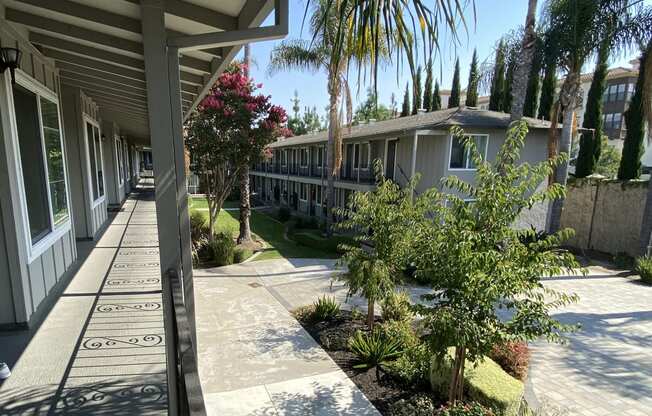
left=186, top=63, right=289, bottom=241
left=411, top=121, right=580, bottom=404
left=336, top=161, right=422, bottom=330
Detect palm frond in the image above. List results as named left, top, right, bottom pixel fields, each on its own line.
left=267, top=40, right=326, bottom=76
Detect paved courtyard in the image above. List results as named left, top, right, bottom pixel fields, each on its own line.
left=194, top=259, right=380, bottom=416
left=197, top=259, right=652, bottom=416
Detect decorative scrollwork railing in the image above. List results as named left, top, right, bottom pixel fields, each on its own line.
left=163, top=269, right=206, bottom=416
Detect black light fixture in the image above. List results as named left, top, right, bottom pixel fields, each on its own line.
left=0, top=47, right=22, bottom=85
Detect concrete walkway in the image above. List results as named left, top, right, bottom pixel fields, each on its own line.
left=194, top=259, right=381, bottom=416
left=0, top=183, right=167, bottom=415
left=526, top=273, right=652, bottom=416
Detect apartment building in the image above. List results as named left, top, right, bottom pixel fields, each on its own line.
left=251, top=107, right=554, bottom=230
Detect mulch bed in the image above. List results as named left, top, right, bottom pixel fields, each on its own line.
left=295, top=310, right=441, bottom=415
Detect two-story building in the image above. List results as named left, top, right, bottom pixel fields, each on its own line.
left=251, top=107, right=555, bottom=230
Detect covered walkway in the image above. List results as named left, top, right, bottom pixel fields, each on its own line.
left=0, top=180, right=168, bottom=415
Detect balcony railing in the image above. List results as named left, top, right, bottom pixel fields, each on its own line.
left=164, top=269, right=206, bottom=416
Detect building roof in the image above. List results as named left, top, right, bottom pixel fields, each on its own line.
left=578, top=66, right=638, bottom=83
left=270, top=107, right=554, bottom=148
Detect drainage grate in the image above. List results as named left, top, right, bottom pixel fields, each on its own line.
left=248, top=282, right=262, bottom=288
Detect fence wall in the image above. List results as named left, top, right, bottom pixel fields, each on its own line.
left=561, top=178, right=648, bottom=256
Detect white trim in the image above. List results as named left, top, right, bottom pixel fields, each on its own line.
left=4, top=71, right=73, bottom=263
left=447, top=133, right=489, bottom=171
left=83, top=116, right=106, bottom=207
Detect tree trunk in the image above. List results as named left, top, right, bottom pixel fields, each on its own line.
left=238, top=163, right=252, bottom=244
left=548, top=74, right=580, bottom=233
left=238, top=43, right=253, bottom=245
left=367, top=297, right=375, bottom=330
left=325, top=76, right=341, bottom=237
left=448, top=346, right=466, bottom=404
left=510, top=0, right=537, bottom=121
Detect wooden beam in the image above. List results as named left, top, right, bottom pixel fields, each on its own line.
left=124, top=0, right=237, bottom=31
left=58, top=64, right=148, bottom=90
left=60, top=76, right=147, bottom=100
left=168, top=24, right=286, bottom=51
left=41, top=47, right=146, bottom=80
left=60, top=79, right=149, bottom=107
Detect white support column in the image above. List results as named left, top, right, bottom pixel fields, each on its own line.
left=140, top=3, right=194, bottom=410
left=410, top=131, right=419, bottom=179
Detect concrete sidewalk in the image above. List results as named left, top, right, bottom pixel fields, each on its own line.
left=194, top=259, right=380, bottom=416
left=0, top=185, right=167, bottom=415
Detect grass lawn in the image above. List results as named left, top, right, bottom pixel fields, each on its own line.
left=189, top=196, right=238, bottom=210
left=190, top=202, right=337, bottom=261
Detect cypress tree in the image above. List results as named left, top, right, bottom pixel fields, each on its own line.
left=423, top=61, right=434, bottom=111
left=523, top=36, right=543, bottom=118
left=448, top=58, right=461, bottom=108
left=489, top=40, right=506, bottom=111
left=465, top=49, right=479, bottom=107
left=433, top=80, right=442, bottom=111
left=401, top=83, right=411, bottom=117
left=538, top=59, right=557, bottom=120
left=575, top=39, right=609, bottom=178
left=412, top=66, right=422, bottom=114
left=502, top=48, right=517, bottom=113
left=618, top=45, right=648, bottom=180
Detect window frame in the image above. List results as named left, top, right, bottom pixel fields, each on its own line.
left=359, top=142, right=371, bottom=170
left=448, top=133, right=489, bottom=171
left=83, top=116, right=106, bottom=207
left=299, top=183, right=308, bottom=201
left=2, top=70, right=72, bottom=263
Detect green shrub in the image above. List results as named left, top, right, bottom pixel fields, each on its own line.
left=190, top=211, right=207, bottom=238
left=636, top=256, right=652, bottom=284
left=211, top=232, right=235, bottom=266
left=436, top=402, right=495, bottom=416
left=378, top=319, right=418, bottom=350
left=349, top=328, right=404, bottom=379
left=234, top=247, right=253, bottom=263
left=381, top=290, right=413, bottom=322
left=387, top=393, right=437, bottom=416
left=489, top=341, right=530, bottom=381
left=385, top=343, right=431, bottom=387
left=278, top=206, right=291, bottom=222
left=430, top=350, right=523, bottom=416
left=614, top=252, right=634, bottom=269
left=312, top=295, right=340, bottom=321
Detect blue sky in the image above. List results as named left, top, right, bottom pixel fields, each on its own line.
left=242, top=0, right=646, bottom=118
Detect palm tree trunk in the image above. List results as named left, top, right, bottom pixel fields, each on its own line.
left=238, top=44, right=253, bottom=244
left=238, top=162, right=252, bottom=244
left=325, top=77, right=341, bottom=237
left=510, top=0, right=537, bottom=121
left=367, top=297, right=375, bottom=330
left=548, top=74, right=580, bottom=233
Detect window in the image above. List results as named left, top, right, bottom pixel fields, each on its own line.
left=116, top=138, right=124, bottom=185
left=449, top=134, right=488, bottom=170
left=281, top=149, right=287, bottom=166
left=300, top=147, right=308, bottom=167
left=12, top=82, right=69, bottom=246
left=315, top=185, right=322, bottom=205
left=353, top=143, right=360, bottom=169
left=317, top=146, right=324, bottom=167
left=360, top=143, right=370, bottom=169
left=603, top=113, right=623, bottom=130
left=86, top=121, right=104, bottom=202
left=617, top=84, right=626, bottom=101
left=300, top=183, right=308, bottom=201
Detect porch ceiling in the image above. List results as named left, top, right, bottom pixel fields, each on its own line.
left=3, top=0, right=274, bottom=143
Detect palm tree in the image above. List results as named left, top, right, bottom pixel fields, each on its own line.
left=269, top=0, right=372, bottom=234
left=510, top=0, right=538, bottom=121
left=238, top=44, right=253, bottom=244
left=639, top=40, right=652, bottom=255
left=543, top=0, right=652, bottom=233
left=308, top=0, right=473, bottom=93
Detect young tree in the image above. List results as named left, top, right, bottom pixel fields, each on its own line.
left=186, top=64, right=288, bottom=240
left=595, top=136, right=621, bottom=178
left=433, top=80, right=442, bottom=111
left=448, top=58, right=461, bottom=108
left=424, top=61, right=434, bottom=111
left=412, top=121, right=580, bottom=403
left=618, top=44, right=649, bottom=180
left=354, top=87, right=392, bottom=123
left=575, top=38, right=610, bottom=178
left=401, top=83, right=411, bottom=117
left=489, top=41, right=506, bottom=111
left=412, top=66, right=423, bottom=114
left=465, top=50, right=479, bottom=107
left=389, top=93, right=398, bottom=118
left=337, top=162, right=419, bottom=329
left=288, top=90, right=308, bottom=135
left=510, top=0, right=539, bottom=120
left=538, top=58, right=557, bottom=120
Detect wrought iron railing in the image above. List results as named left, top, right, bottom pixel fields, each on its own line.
left=163, top=269, right=206, bottom=416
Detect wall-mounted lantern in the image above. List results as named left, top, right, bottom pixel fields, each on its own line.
left=0, top=47, right=22, bottom=84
